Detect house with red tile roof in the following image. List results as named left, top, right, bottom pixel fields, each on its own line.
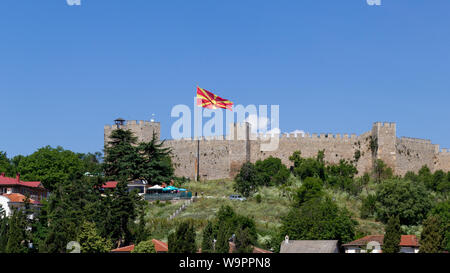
left=0, top=173, right=49, bottom=202
left=111, top=239, right=168, bottom=253
left=342, top=235, right=420, bottom=253
left=0, top=193, right=40, bottom=217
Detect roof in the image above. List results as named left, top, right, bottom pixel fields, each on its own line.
left=280, top=240, right=339, bottom=253
left=110, top=239, right=168, bottom=253
left=342, top=235, right=419, bottom=247
left=2, top=193, right=40, bottom=204
left=152, top=239, right=168, bottom=252
left=102, top=181, right=118, bottom=189
left=0, top=174, right=44, bottom=189
left=111, top=244, right=135, bottom=252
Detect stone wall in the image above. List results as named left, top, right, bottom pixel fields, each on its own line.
left=104, top=120, right=450, bottom=180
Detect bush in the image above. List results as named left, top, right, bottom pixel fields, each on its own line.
left=255, top=194, right=262, bottom=203
left=360, top=194, right=377, bottom=219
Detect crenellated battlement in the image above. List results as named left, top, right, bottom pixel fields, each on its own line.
left=104, top=119, right=450, bottom=180
left=374, top=122, right=397, bottom=129
left=399, top=137, right=432, bottom=145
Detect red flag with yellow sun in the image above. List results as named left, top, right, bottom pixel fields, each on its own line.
left=197, top=87, right=233, bottom=111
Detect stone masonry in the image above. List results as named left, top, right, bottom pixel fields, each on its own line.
left=104, top=121, right=450, bottom=180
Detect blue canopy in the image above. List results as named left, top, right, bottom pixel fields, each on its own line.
left=178, top=188, right=187, bottom=191
left=162, top=186, right=178, bottom=191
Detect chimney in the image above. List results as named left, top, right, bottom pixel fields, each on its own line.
left=285, top=235, right=289, bottom=244
left=16, top=173, right=20, bottom=182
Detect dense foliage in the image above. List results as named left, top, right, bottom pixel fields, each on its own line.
left=168, top=221, right=197, bottom=253
left=383, top=215, right=401, bottom=253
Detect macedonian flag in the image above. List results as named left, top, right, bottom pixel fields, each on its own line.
left=196, top=87, right=233, bottom=111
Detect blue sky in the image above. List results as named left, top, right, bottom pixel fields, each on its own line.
left=1, top=0, right=449, bottom=157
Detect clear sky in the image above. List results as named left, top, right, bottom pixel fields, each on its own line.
left=1, top=0, right=449, bottom=157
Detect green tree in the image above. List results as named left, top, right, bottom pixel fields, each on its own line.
left=0, top=151, right=14, bottom=177
left=419, top=215, right=443, bottom=253
left=289, top=151, right=326, bottom=181
left=78, top=152, right=103, bottom=176
left=326, top=159, right=359, bottom=194
left=109, top=180, right=138, bottom=248
left=0, top=207, right=9, bottom=252
left=360, top=194, right=377, bottom=219
left=201, top=221, right=215, bottom=253
left=254, top=156, right=290, bottom=186
left=234, top=228, right=253, bottom=253
left=294, top=177, right=323, bottom=206
left=429, top=201, right=450, bottom=251
left=138, top=132, right=174, bottom=185
left=132, top=204, right=150, bottom=245
left=373, top=159, right=393, bottom=183
left=215, top=225, right=231, bottom=253
left=5, top=209, right=29, bottom=253
left=383, top=215, right=401, bottom=253
left=77, top=221, right=112, bottom=253
left=375, top=179, right=433, bottom=225
left=15, top=146, right=85, bottom=192
left=418, top=165, right=433, bottom=190
left=234, top=162, right=259, bottom=197
left=279, top=197, right=357, bottom=245
left=104, top=129, right=140, bottom=181
left=132, top=240, right=156, bottom=253
left=168, top=221, right=197, bottom=253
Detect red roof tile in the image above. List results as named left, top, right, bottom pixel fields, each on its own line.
left=0, top=174, right=43, bottom=189
left=2, top=193, right=39, bottom=204
left=111, top=244, right=135, bottom=252
left=111, top=239, right=168, bottom=253
left=102, top=181, right=118, bottom=189
left=343, top=235, right=419, bottom=247
left=400, top=235, right=419, bottom=247
left=152, top=239, right=168, bottom=252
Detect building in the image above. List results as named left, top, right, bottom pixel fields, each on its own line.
left=342, top=235, right=420, bottom=253
left=110, top=239, right=169, bottom=253
left=280, top=237, right=339, bottom=253
left=0, top=193, right=41, bottom=218
left=104, top=120, right=450, bottom=181
left=0, top=173, right=49, bottom=202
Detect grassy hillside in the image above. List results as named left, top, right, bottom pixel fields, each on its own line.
left=146, top=177, right=386, bottom=249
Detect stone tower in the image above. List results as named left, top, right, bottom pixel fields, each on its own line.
left=372, top=122, right=397, bottom=172
left=104, top=119, right=161, bottom=146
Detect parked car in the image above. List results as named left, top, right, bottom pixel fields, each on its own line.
left=229, top=195, right=246, bottom=201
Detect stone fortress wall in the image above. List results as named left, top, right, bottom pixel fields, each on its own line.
left=104, top=120, right=450, bottom=180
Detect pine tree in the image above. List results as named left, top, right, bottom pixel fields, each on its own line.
left=383, top=215, right=401, bottom=253
left=168, top=221, right=197, bottom=253
left=109, top=179, right=137, bottom=248
left=133, top=203, right=150, bottom=244
left=0, top=207, right=8, bottom=253
left=419, top=215, right=443, bottom=253
left=234, top=228, right=253, bottom=253
left=5, top=209, right=28, bottom=253
left=138, top=132, right=174, bottom=185
left=104, top=129, right=140, bottom=180
left=201, top=221, right=215, bottom=253
left=77, top=221, right=112, bottom=253
left=215, top=225, right=231, bottom=253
